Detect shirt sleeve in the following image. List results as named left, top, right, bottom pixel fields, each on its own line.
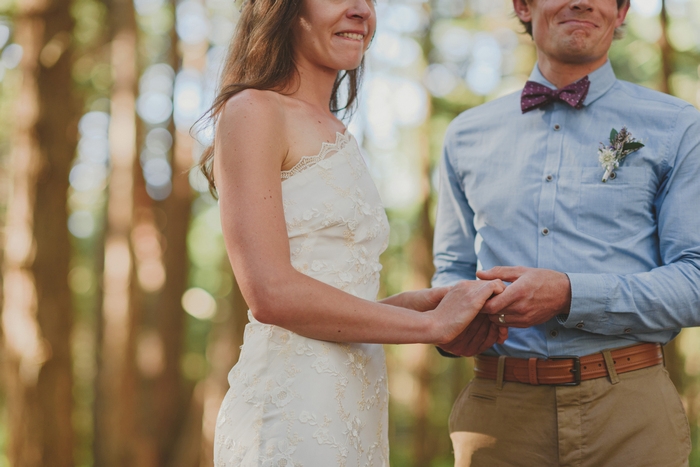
left=564, top=105, right=700, bottom=335
left=432, top=128, right=479, bottom=287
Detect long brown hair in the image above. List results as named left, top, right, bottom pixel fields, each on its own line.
left=197, top=0, right=364, bottom=198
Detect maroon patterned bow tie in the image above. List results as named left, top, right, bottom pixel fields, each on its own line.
left=521, top=76, right=590, bottom=113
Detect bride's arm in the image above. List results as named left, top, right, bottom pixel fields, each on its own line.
left=214, top=90, right=502, bottom=345
left=379, top=287, right=449, bottom=312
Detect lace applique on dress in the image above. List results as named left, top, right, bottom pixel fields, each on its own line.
left=281, top=131, right=352, bottom=180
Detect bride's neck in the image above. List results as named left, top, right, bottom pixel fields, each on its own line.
left=283, top=59, right=337, bottom=113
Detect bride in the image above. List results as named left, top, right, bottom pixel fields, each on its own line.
left=198, top=0, right=506, bottom=465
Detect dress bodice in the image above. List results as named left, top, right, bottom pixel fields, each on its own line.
left=281, top=131, right=390, bottom=301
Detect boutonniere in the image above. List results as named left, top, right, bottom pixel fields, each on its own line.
left=598, top=127, right=645, bottom=182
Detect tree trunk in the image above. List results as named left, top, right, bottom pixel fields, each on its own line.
left=0, top=0, right=78, bottom=464
left=656, top=0, right=686, bottom=391
left=409, top=126, right=439, bottom=467
left=154, top=125, right=194, bottom=467
left=93, top=0, right=140, bottom=463
left=658, top=0, right=674, bottom=95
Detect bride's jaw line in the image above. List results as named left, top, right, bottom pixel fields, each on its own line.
left=288, top=0, right=375, bottom=110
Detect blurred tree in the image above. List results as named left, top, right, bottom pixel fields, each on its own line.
left=93, top=0, right=141, bottom=463
left=0, top=0, right=79, bottom=463
left=656, top=0, right=686, bottom=395
left=148, top=10, right=194, bottom=462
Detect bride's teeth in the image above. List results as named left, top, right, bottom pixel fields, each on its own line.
left=337, top=33, right=364, bottom=40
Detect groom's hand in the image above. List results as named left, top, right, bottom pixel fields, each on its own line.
left=476, top=266, right=571, bottom=328
left=438, top=314, right=508, bottom=357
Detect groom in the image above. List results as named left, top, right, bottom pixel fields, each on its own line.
left=432, top=0, right=700, bottom=465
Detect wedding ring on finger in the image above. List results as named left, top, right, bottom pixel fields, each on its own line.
left=498, top=314, right=507, bottom=324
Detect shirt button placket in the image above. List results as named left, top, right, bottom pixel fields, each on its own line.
left=537, top=111, right=565, bottom=270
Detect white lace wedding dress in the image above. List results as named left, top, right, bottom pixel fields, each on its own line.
left=214, top=131, right=391, bottom=467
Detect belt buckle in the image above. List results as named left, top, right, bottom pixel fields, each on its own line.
left=549, top=355, right=581, bottom=386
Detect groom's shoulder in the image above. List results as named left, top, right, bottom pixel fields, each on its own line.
left=615, top=80, right=696, bottom=113
left=614, top=81, right=700, bottom=136
left=445, top=91, right=521, bottom=138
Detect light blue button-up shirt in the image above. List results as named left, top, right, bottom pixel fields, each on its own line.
left=432, top=61, right=700, bottom=358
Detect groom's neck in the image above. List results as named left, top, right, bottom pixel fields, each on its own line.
left=536, top=52, right=609, bottom=89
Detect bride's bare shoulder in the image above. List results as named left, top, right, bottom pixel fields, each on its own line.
left=215, top=90, right=290, bottom=173
left=218, top=89, right=287, bottom=135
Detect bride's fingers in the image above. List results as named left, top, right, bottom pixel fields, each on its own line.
left=468, top=280, right=506, bottom=307
left=430, top=286, right=451, bottom=303
left=492, top=279, right=506, bottom=295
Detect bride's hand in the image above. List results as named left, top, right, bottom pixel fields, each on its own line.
left=399, top=286, right=451, bottom=312
left=427, top=280, right=506, bottom=345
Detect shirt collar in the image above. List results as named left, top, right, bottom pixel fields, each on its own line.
left=527, top=60, right=617, bottom=107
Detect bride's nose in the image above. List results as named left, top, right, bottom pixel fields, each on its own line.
left=346, top=0, right=373, bottom=20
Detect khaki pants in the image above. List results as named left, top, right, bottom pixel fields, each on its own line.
left=449, top=365, right=691, bottom=467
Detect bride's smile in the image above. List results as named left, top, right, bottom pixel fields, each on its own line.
left=293, top=0, right=375, bottom=73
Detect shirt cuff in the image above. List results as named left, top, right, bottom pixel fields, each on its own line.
left=560, top=273, right=612, bottom=333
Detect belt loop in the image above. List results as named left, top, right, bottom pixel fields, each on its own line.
left=661, top=344, right=667, bottom=367
left=496, top=356, right=506, bottom=390
left=602, top=349, right=620, bottom=385
left=528, top=358, right=539, bottom=385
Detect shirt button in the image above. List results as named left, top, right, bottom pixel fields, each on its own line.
left=624, top=328, right=632, bottom=334
left=545, top=174, right=554, bottom=182
left=575, top=322, right=584, bottom=329
left=549, top=330, right=559, bottom=337
left=553, top=124, right=561, bottom=131
left=542, top=228, right=550, bottom=236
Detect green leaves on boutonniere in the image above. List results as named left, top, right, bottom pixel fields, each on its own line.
left=598, top=127, right=645, bottom=182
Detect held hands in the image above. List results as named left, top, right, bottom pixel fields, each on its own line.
left=438, top=314, right=509, bottom=357
left=400, top=286, right=451, bottom=312
left=427, top=280, right=506, bottom=346
left=476, top=266, right=572, bottom=328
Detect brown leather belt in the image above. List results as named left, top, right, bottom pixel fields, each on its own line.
left=474, top=342, right=663, bottom=386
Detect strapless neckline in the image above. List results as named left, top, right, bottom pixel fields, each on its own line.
left=281, top=130, right=351, bottom=181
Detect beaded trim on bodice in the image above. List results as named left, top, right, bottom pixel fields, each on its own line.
left=280, top=131, right=351, bottom=180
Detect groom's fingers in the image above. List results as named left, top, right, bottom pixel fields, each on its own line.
left=458, top=315, right=489, bottom=352
left=475, top=323, right=501, bottom=354
left=470, top=316, right=495, bottom=355
left=497, top=326, right=509, bottom=343
left=477, top=266, right=528, bottom=283
left=443, top=315, right=490, bottom=357
left=480, top=283, right=520, bottom=315
left=487, top=311, right=531, bottom=328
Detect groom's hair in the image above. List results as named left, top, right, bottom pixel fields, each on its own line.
left=518, top=0, right=630, bottom=40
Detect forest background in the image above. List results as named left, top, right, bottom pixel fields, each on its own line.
left=0, top=0, right=699, bottom=465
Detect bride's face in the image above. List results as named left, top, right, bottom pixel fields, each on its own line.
left=292, top=0, right=376, bottom=72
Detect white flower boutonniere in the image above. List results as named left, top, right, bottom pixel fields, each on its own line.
left=598, top=127, right=645, bottom=182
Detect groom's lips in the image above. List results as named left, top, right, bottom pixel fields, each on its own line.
left=560, top=19, right=597, bottom=28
